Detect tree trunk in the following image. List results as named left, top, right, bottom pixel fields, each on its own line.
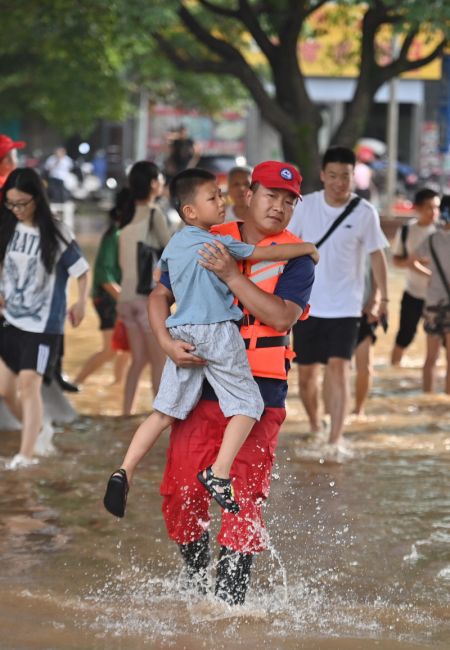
left=281, top=120, right=322, bottom=193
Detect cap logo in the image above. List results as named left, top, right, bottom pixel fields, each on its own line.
left=280, top=167, right=293, bottom=181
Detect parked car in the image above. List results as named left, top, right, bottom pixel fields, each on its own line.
left=195, top=153, right=248, bottom=190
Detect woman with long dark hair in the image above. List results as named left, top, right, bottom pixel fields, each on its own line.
left=0, top=168, right=89, bottom=468
left=73, top=188, right=130, bottom=386
left=117, top=161, right=173, bottom=414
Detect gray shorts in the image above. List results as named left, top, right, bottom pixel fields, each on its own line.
left=153, top=321, right=264, bottom=421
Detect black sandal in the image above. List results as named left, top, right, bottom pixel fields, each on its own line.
left=103, top=468, right=129, bottom=517
left=197, top=466, right=240, bottom=514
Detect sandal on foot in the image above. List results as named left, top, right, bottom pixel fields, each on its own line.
left=104, top=468, right=129, bottom=517
left=197, top=466, right=239, bottom=514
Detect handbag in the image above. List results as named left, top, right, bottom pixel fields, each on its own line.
left=111, top=319, right=129, bottom=351
left=136, top=209, right=163, bottom=295
left=315, top=196, right=361, bottom=248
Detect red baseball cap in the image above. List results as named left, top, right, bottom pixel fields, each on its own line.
left=252, top=160, right=302, bottom=198
left=0, top=134, right=26, bottom=159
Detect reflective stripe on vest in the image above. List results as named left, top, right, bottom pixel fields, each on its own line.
left=211, top=221, right=309, bottom=380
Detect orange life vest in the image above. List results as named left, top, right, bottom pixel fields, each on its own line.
left=211, top=221, right=310, bottom=380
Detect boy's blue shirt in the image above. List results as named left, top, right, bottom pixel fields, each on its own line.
left=159, top=228, right=316, bottom=407
left=159, top=225, right=255, bottom=327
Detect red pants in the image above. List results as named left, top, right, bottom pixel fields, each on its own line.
left=160, top=400, right=286, bottom=554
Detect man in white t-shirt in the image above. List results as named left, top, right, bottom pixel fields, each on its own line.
left=390, top=188, right=439, bottom=366
left=288, top=146, right=389, bottom=446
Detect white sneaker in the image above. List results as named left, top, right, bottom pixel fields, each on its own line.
left=34, top=419, right=56, bottom=456
left=5, top=454, right=38, bottom=470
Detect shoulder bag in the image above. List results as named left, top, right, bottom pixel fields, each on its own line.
left=136, top=208, right=163, bottom=295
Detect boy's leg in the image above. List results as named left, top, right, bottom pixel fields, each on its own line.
left=120, top=411, right=174, bottom=483
left=210, top=415, right=255, bottom=479
left=161, top=401, right=224, bottom=546
left=422, top=334, right=441, bottom=393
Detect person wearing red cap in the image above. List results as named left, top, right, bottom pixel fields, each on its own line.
left=0, top=135, right=26, bottom=188
left=143, top=161, right=315, bottom=605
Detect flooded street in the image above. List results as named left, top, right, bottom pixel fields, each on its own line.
left=1, top=223, right=449, bottom=649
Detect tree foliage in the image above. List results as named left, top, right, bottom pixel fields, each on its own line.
left=0, top=1, right=449, bottom=183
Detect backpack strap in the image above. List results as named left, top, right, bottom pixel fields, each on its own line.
left=400, top=224, right=409, bottom=258
left=315, top=196, right=361, bottom=249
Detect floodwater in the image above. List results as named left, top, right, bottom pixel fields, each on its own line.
left=1, top=222, right=449, bottom=650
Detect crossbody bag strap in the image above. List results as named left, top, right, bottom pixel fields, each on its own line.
left=429, top=233, right=450, bottom=303
left=315, top=196, right=361, bottom=249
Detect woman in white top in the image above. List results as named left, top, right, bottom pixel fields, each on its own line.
left=117, top=161, right=173, bottom=414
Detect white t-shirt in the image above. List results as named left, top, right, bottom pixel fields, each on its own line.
left=391, top=219, right=436, bottom=300
left=288, top=190, right=388, bottom=318
left=2, top=222, right=89, bottom=334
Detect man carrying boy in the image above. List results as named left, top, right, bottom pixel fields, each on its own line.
left=148, top=161, right=315, bottom=606
left=390, top=188, right=440, bottom=366
left=103, top=168, right=317, bottom=516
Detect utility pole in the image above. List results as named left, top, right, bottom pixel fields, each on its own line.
left=386, top=36, right=400, bottom=218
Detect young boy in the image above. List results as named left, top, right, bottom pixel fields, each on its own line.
left=390, top=188, right=440, bottom=366
left=414, top=195, right=450, bottom=394
left=104, top=167, right=318, bottom=517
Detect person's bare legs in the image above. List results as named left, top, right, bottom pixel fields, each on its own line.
left=74, top=329, right=116, bottom=384
left=445, top=332, right=450, bottom=395
left=298, top=363, right=323, bottom=434
left=122, top=323, right=148, bottom=415
left=391, top=344, right=404, bottom=366
left=119, top=410, right=174, bottom=483
left=211, top=415, right=255, bottom=479
left=423, top=334, right=442, bottom=393
left=322, top=366, right=331, bottom=418
left=326, top=357, right=351, bottom=445
left=353, top=337, right=372, bottom=416
left=17, top=370, right=43, bottom=458
left=0, top=358, right=21, bottom=421
left=142, top=328, right=166, bottom=396
left=112, top=351, right=129, bottom=385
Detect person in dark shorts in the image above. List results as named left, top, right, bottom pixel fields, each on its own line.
left=390, top=188, right=440, bottom=366
left=0, top=168, right=89, bottom=468
left=351, top=265, right=382, bottom=419
left=288, top=146, right=389, bottom=447
left=74, top=189, right=130, bottom=386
